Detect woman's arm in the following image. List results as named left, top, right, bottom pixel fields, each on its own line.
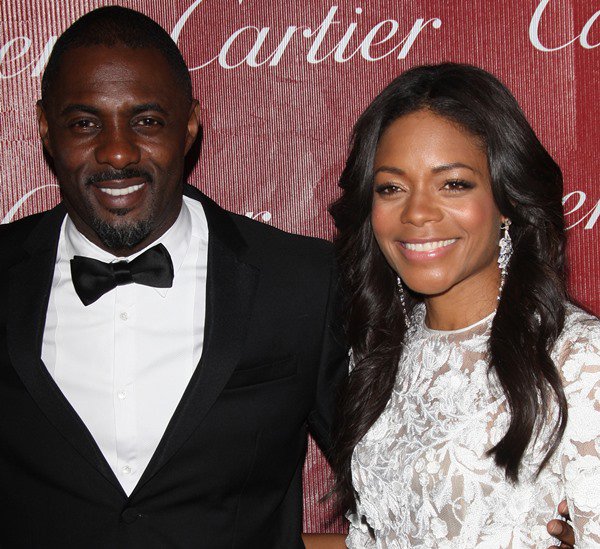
left=302, top=534, right=346, bottom=549
left=558, top=315, right=600, bottom=546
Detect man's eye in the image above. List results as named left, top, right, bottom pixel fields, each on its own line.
left=135, top=117, right=162, bottom=127
left=70, top=119, right=98, bottom=129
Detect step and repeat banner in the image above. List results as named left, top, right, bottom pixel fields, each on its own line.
left=1, top=0, right=598, bottom=532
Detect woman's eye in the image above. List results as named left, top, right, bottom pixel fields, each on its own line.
left=375, top=183, right=403, bottom=195
left=444, top=179, right=473, bottom=192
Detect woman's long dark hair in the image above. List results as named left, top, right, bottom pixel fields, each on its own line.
left=329, top=63, right=568, bottom=513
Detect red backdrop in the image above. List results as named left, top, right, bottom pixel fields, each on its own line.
left=1, top=0, right=598, bottom=533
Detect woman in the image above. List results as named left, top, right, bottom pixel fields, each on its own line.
left=329, top=63, right=600, bottom=547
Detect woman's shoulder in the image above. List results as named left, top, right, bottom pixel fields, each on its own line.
left=554, top=302, right=600, bottom=387
left=564, top=302, right=599, bottom=325
left=559, top=303, right=600, bottom=348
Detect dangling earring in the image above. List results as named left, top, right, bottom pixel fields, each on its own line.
left=397, top=276, right=411, bottom=328
left=497, top=219, right=512, bottom=299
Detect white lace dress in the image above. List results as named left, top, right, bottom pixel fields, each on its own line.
left=348, top=304, right=600, bottom=548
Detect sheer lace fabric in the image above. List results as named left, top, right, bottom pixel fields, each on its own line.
left=348, top=304, right=600, bottom=548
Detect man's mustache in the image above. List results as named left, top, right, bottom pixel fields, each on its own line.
left=86, top=169, right=153, bottom=186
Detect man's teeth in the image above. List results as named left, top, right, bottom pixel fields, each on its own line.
left=99, top=183, right=144, bottom=196
left=403, top=239, right=457, bottom=252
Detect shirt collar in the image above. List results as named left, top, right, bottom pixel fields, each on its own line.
left=64, top=202, right=192, bottom=298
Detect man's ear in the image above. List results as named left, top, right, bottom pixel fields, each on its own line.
left=36, top=100, right=53, bottom=157
left=184, top=99, right=201, bottom=154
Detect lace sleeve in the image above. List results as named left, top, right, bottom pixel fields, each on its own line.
left=345, top=349, right=375, bottom=548
left=558, top=315, right=600, bottom=547
left=346, top=513, right=377, bottom=548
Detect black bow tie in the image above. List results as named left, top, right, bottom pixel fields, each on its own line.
left=71, top=243, right=174, bottom=306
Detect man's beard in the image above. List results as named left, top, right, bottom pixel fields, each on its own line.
left=90, top=215, right=154, bottom=251
left=85, top=168, right=154, bottom=251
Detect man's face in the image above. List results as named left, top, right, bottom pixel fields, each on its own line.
left=38, top=45, right=200, bottom=256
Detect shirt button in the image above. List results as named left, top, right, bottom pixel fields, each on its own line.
left=121, top=508, right=145, bottom=524
left=117, top=390, right=127, bottom=400
left=122, top=465, right=132, bottom=475
left=119, top=312, right=128, bottom=321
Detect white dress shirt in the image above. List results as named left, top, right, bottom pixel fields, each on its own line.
left=42, top=196, right=208, bottom=495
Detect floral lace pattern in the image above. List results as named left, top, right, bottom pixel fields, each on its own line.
left=348, top=304, right=600, bottom=548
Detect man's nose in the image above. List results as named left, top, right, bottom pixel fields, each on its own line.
left=94, top=125, right=141, bottom=169
left=400, top=190, right=443, bottom=226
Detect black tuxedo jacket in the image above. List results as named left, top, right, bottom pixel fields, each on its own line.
left=0, top=186, right=347, bottom=548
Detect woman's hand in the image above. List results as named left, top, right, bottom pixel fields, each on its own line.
left=547, top=500, right=574, bottom=548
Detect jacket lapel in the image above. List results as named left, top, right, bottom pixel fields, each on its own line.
left=6, top=205, right=124, bottom=495
left=133, top=188, right=259, bottom=494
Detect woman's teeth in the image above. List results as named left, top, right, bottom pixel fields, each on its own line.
left=403, top=239, right=457, bottom=251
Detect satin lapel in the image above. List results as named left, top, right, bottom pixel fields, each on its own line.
left=6, top=206, right=124, bottom=495
left=134, top=189, right=259, bottom=494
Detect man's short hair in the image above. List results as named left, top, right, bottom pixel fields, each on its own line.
left=41, top=6, right=193, bottom=105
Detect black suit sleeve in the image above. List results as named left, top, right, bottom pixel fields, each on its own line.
left=307, top=260, right=348, bottom=459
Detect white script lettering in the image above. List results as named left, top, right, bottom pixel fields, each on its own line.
left=244, top=211, right=272, bottom=223
left=1, top=2, right=442, bottom=77
left=1, top=184, right=60, bottom=224
left=171, top=2, right=442, bottom=70
left=529, top=0, right=599, bottom=51
left=0, top=36, right=56, bottom=78
left=563, top=191, right=600, bottom=230
left=4, top=188, right=596, bottom=231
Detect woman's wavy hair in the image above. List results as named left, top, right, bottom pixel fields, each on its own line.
left=329, top=63, right=568, bottom=513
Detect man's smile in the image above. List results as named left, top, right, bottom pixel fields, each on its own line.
left=98, top=182, right=145, bottom=196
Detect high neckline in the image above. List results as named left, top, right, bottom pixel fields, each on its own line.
left=417, top=305, right=496, bottom=336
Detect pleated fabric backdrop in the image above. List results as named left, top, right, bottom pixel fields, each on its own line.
left=1, top=0, right=598, bottom=532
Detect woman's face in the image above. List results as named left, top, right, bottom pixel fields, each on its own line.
left=371, top=109, right=504, bottom=301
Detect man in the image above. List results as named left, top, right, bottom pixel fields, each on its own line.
left=0, top=6, right=575, bottom=549
left=0, top=7, right=346, bottom=547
